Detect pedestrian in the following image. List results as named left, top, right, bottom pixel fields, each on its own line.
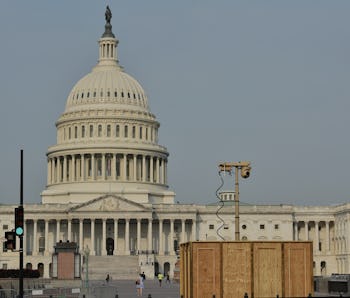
left=141, top=271, right=146, bottom=280
left=166, top=273, right=170, bottom=284
left=105, top=274, right=110, bottom=284
left=136, top=273, right=144, bottom=296
left=157, top=272, right=163, bottom=287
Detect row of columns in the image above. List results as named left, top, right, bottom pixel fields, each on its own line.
left=47, top=153, right=167, bottom=185
left=24, top=218, right=195, bottom=257
left=293, top=220, right=333, bottom=252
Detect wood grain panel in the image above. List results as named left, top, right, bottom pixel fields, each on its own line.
left=253, top=242, right=283, bottom=297
left=284, top=242, right=313, bottom=297
left=222, top=242, right=252, bottom=298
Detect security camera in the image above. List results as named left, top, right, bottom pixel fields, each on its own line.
left=241, top=166, right=251, bottom=179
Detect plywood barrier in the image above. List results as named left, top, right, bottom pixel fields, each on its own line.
left=180, top=241, right=313, bottom=298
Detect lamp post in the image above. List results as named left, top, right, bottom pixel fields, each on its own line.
left=83, top=246, right=90, bottom=290
left=219, top=161, right=251, bottom=241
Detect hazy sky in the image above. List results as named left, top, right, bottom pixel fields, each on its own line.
left=0, top=1, right=350, bottom=206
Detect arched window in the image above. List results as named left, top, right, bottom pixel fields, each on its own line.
left=82, top=125, right=85, bottom=138
left=132, top=126, right=136, bottom=138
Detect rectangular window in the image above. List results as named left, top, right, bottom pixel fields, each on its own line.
left=132, top=126, right=136, bottom=138
left=146, top=128, right=148, bottom=140
left=274, top=224, right=279, bottom=230
left=140, top=127, right=142, bottom=139
left=98, top=125, right=102, bottom=137
left=116, top=125, right=120, bottom=137
left=82, top=126, right=85, bottom=138
left=89, top=125, right=93, bottom=137
left=107, top=125, right=111, bottom=137
left=124, top=125, right=128, bottom=138
left=209, top=224, right=214, bottom=230
left=75, top=126, right=78, bottom=138
left=260, top=224, right=265, bottom=230
left=3, top=225, right=8, bottom=230
left=68, top=127, right=71, bottom=139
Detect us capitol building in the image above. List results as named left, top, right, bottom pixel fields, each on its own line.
left=1, top=8, right=350, bottom=280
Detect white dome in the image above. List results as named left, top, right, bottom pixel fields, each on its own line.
left=65, top=66, right=149, bottom=114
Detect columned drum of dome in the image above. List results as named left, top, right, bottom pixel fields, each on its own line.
left=41, top=8, right=174, bottom=205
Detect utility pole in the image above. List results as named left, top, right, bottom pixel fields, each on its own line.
left=19, top=150, right=24, bottom=298
left=219, top=161, right=251, bottom=241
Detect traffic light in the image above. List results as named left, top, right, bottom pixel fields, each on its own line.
left=15, top=206, right=24, bottom=237
left=4, top=231, right=16, bottom=250
left=241, top=165, right=251, bottom=179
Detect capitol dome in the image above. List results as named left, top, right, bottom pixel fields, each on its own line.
left=42, top=8, right=174, bottom=205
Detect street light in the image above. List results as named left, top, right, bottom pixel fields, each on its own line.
left=218, top=161, right=251, bottom=241
left=83, top=246, right=90, bottom=290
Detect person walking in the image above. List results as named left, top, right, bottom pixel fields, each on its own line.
left=157, top=272, right=163, bottom=287
left=136, top=273, right=144, bottom=296
left=105, top=274, right=110, bottom=284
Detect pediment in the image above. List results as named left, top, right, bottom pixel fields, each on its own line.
left=68, top=195, right=150, bottom=212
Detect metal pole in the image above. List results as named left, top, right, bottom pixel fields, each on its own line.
left=19, top=150, right=24, bottom=298
left=234, top=166, right=240, bottom=241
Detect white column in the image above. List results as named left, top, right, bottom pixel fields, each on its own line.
left=81, top=154, right=85, bottom=181
left=102, top=219, right=107, bottom=256
left=91, top=154, right=95, bottom=180
left=181, top=220, right=185, bottom=243
left=170, top=219, right=174, bottom=255
left=137, top=218, right=141, bottom=253
left=133, top=155, right=137, bottom=181
left=304, top=221, right=308, bottom=241
left=52, top=158, right=56, bottom=183
left=148, top=219, right=153, bottom=252
left=164, top=160, right=167, bottom=184
left=156, top=158, right=160, bottom=183
left=114, top=219, right=118, bottom=255
left=47, top=159, right=51, bottom=185
left=150, top=157, right=154, bottom=182
left=56, top=220, right=60, bottom=243
left=67, top=220, right=72, bottom=242
left=191, top=219, right=196, bottom=241
left=91, top=219, right=95, bottom=256
left=57, top=158, right=61, bottom=182
left=326, top=221, right=330, bottom=252
left=44, top=220, right=49, bottom=255
left=315, top=222, right=319, bottom=252
left=159, top=219, right=163, bottom=255
left=72, top=155, right=76, bottom=181
left=112, top=154, right=116, bottom=180
left=63, top=156, right=67, bottom=182
left=102, top=154, right=106, bottom=180
left=33, top=220, right=38, bottom=256
left=125, top=219, right=130, bottom=254
left=294, top=221, right=299, bottom=241
left=123, top=154, right=127, bottom=180
left=142, top=156, right=146, bottom=182
left=79, top=219, right=83, bottom=251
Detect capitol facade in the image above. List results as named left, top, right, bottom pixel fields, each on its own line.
left=1, top=9, right=350, bottom=280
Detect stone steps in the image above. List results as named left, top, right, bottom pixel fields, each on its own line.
left=85, top=255, right=140, bottom=280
